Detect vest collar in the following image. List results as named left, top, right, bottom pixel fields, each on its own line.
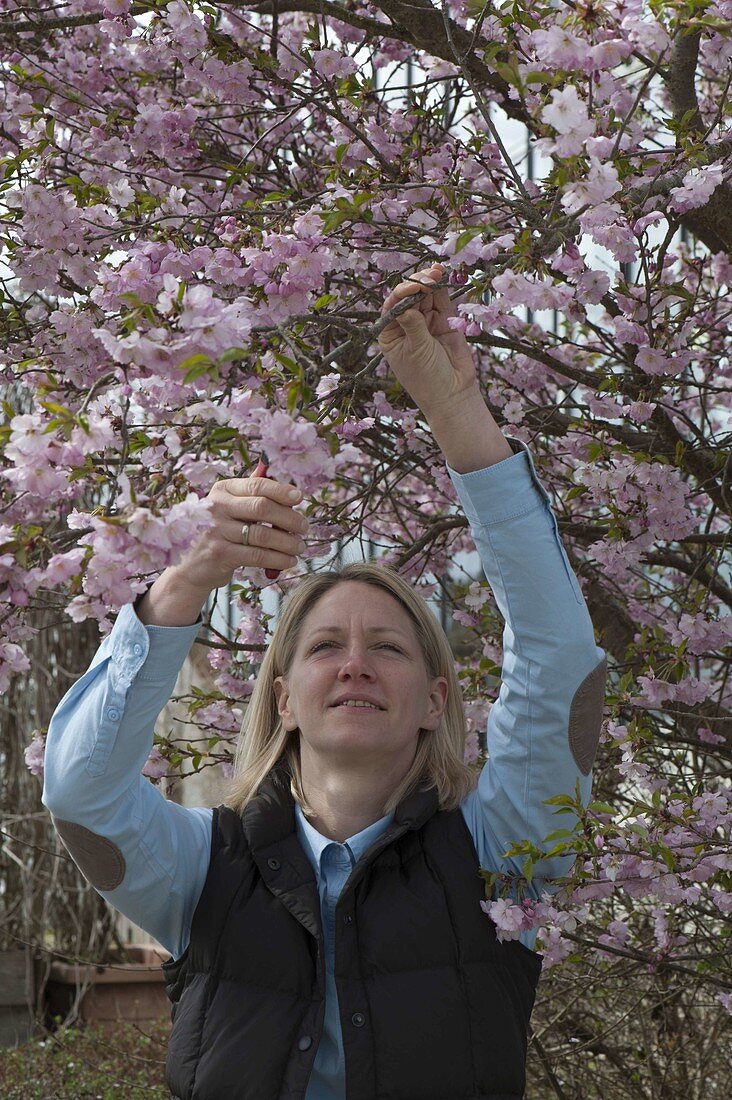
left=240, top=761, right=442, bottom=944
left=242, top=760, right=440, bottom=854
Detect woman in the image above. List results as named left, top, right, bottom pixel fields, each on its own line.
left=42, top=264, right=607, bottom=1099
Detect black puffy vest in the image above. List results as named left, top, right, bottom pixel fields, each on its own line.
left=162, top=763, right=542, bottom=1099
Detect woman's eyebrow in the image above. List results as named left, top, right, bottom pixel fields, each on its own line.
left=307, top=626, right=410, bottom=639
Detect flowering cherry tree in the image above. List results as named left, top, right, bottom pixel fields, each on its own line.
left=1, top=0, right=731, bottom=1090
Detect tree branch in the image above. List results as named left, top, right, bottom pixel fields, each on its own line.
left=637, top=126, right=732, bottom=253
left=666, top=28, right=705, bottom=136
left=242, top=0, right=533, bottom=126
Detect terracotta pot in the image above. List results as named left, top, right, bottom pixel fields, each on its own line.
left=45, top=944, right=172, bottom=1034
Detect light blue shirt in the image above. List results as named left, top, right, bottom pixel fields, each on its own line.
left=42, top=437, right=606, bottom=1100
left=295, top=809, right=394, bottom=1098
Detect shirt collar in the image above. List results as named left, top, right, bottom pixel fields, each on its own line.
left=295, top=800, right=395, bottom=875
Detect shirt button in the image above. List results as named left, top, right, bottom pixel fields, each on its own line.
left=343, top=915, right=353, bottom=924
left=298, top=1035, right=312, bottom=1051
left=133, top=644, right=143, bottom=656
left=267, top=858, right=281, bottom=870
left=106, top=708, right=120, bottom=722
left=351, top=1012, right=365, bottom=1027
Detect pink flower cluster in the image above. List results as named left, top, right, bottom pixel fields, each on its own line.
left=24, top=730, right=46, bottom=778
left=61, top=494, right=215, bottom=622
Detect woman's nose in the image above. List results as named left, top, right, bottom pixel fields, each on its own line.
left=336, top=648, right=377, bottom=677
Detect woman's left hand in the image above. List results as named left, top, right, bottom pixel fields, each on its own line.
left=378, top=263, right=480, bottom=422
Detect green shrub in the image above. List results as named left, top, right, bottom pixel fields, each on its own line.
left=0, top=1017, right=170, bottom=1099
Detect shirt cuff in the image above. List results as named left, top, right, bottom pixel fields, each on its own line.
left=446, top=435, right=553, bottom=528
left=107, top=599, right=203, bottom=684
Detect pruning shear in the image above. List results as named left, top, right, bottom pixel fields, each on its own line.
left=252, top=450, right=285, bottom=580
left=251, top=363, right=318, bottom=581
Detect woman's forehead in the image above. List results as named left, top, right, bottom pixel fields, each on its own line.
left=302, top=583, right=414, bottom=633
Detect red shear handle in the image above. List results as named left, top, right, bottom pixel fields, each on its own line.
left=253, top=455, right=283, bottom=581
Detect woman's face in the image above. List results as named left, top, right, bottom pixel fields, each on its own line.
left=273, top=581, right=448, bottom=767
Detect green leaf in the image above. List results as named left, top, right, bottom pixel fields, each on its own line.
left=219, top=346, right=248, bottom=363
left=261, top=190, right=294, bottom=204
left=39, top=400, right=73, bottom=419
left=455, top=226, right=483, bottom=254
left=543, top=793, right=577, bottom=807
left=206, top=426, right=238, bottom=445
left=287, top=385, right=300, bottom=415
left=546, top=841, right=573, bottom=857
left=318, top=210, right=350, bottom=233
left=659, top=846, right=675, bottom=871
left=524, top=70, right=553, bottom=85
left=119, top=291, right=145, bottom=309
left=588, top=801, right=616, bottom=815
left=179, top=353, right=215, bottom=383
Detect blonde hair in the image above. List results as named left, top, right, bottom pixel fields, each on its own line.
left=223, top=563, right=478, bottom=820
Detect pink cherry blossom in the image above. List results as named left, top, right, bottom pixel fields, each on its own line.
left=697, top=727, right=726, bottom=746
left=24, top=730, right=46, bottom=778
left=311, top=49, right=357, bottom=80
left=530, top=26, right=588, bottom=69
left=669, top=165, right=727, bottom=214
left=668, top=613, right=732, bottom=655
left=635, top=346, right=690, bottom=376
left=142, top=745, right=169, bottom=781
left=42, top=548, right=88, bottom=586
left=195, top=702, right=245, bottom=736
left=0, top=641, right=31, bottom=693
left=560, top=159, right=621, bottom=215
left=540, top=86, right=595, bottom=155
left=163, top=0, right=208, bottom=58
left=316, top=373, right=341, bottom=398
left=255, top=410, right=337, bottom=496
left=575, top=269, right=611, bottom=304
left=586, top=38, right=633, bottom=70
left=480, top=897, right=533, bottom=942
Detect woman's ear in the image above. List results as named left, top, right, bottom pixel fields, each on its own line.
left=273, top=676, right=297, bottom=731
left=422, top=677, right=448, bottom=730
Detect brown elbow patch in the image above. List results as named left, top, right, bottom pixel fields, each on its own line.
left=52, top=818, right=126, bottom=891
left=568, top=657, right=608, bottom=775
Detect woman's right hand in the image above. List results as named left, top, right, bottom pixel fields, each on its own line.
left=170, top=475, right=310, bottom=595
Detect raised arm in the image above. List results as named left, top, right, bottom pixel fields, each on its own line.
left=378, top=261, right=512, bottom=474
left=42, top=475, right=310, bottom=959
left=446, top=440, right=607, bottom=907
left=42, top=600, right=211, bottom=959
left=379, top=264, right=607, bottom=943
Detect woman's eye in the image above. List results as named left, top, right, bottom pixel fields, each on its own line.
left=309, top=641, right=402, bottom=654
